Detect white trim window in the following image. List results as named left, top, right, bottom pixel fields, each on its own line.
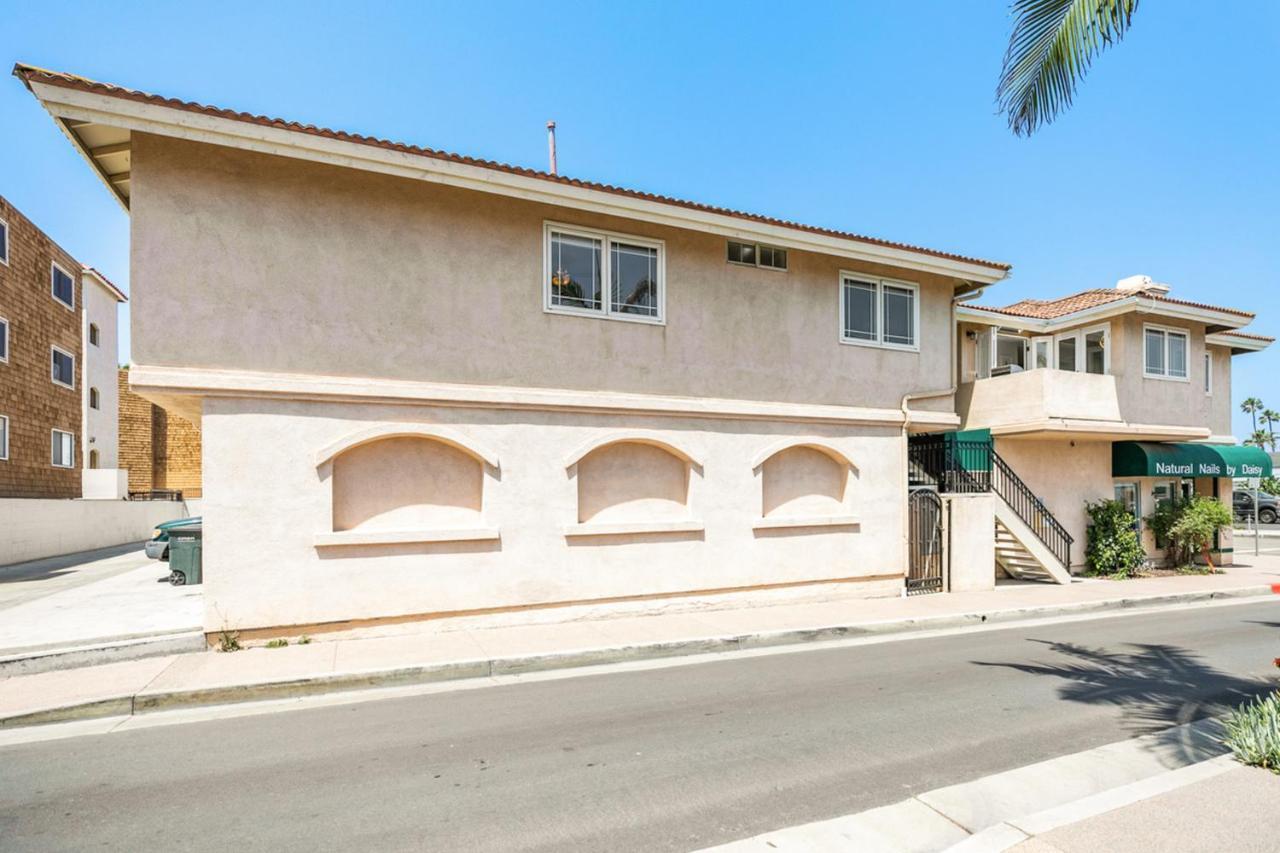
left=0, top=316, right=8, bottom=363
left=840, top=274, right=919, bottom=351
left=727, top=240, right=788, bottom=271
left=1144, top=324, right=1189, bottom=380
left=0, top=415, right=8, bottom=461
left=1204, top=352, right=1213, bottom=395
left=543, top=222, right=664, bottom=324
left=51, top=429, right=75, bottom=468
left=0, top=216, right=8, bottom=266
left=51, top=345, right=75, bottom=389
left=1052, top=323, right=1110, bottom=375
left=51, top=262, right=75, bottom=310
left=1114, top=482, right=1140, bottom=529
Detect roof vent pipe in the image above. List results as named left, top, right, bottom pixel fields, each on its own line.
left=547, top=121, right=557, bottom=175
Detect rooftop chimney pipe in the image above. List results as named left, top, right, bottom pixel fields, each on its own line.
left=547, top=121, right=557, bottom=175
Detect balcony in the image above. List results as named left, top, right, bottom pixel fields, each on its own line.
left=957, top=369, right=1208, bottom=441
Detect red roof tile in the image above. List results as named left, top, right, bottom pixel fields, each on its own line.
left=974, top=288, right=1254, bottom=321
left=13, top=63, right=1011, bottom=273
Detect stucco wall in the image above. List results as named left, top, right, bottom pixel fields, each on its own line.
left=1109, top=314, right=1227, bottom=434
left=83, top=278, right=119, bottom=469
left=130, top=134, right=958, bottom=414
left=0, top=498, right=188, bottom=565
left=202, top=397, right=907, bottom=632
left=994, top=437, right=1111, bottom=570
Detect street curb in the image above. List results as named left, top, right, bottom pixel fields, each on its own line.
left=0, top=631, right=206, bottom=677
left=2, top=583, right=1276, bottom=729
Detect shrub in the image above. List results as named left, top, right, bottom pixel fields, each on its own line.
left=1168, top=497, right=1233, bottom=569
left=1085, top=499, right=1146, bottom=577
left=1145, top=497, right=1191, bottom=564
left=1223, top=691, right=1280, bottom=773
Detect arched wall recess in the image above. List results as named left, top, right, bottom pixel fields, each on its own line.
left=314, top=425, right=500, bottom=547
left=752, top=439, right=860, bottom=531
left=564, top=434, right=705, bottom=538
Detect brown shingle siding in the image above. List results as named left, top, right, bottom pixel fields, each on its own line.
left=118, top=367, right=201, bottom=497
left=0, top=194, right=83, bottom=498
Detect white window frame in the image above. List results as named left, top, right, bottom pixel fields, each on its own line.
left=51, top=428, right=75, bottom=469
left=542, top=221, right=665, bottom=326
left=0, top=216, right=8, bottom=266
left=1204, top=351, right=1212, bottom=395
left=51, top=345, right=75, bottom=390
left=51, top=261, right=75, bottom=311
left=1143, top=323, right=1190, bottom=382
left=838, top=273, right=920, bottom=352
left=0, top=316, right=8, bottom=364
left=1114, top=482, right=1141, bottom=529
left=726, top=240, right=788, bottom=272
left=0, top=415, right=8, bottom=461
left=1049, top=323, right=1111, bottom=374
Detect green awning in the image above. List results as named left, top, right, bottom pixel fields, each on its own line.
left=1112, top=442, right=1273, bottom=479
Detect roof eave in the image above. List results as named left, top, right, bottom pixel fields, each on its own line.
left=958, top=296, right=1255, bottom=333
left=17, top=68, right=1011, bottom=285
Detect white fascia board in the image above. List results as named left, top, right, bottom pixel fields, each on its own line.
left=957, top=298, right=1253, bottom=333
left=1206, top=332, right=1272, bottom=353
left=29, top=81, right=1010, bottom=285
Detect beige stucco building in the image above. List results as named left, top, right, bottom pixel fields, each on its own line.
left=18, top=65, right=1271, bottom=636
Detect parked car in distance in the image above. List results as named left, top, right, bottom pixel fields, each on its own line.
left=1232, top=491, right=1278, bottom=524
left=145, top=516, right=202, bottom=561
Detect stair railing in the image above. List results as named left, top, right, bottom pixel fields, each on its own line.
left=991, top=452, right=1073, bottom=568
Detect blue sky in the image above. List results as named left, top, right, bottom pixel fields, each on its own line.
left=2, top=1, right=1276, bottom=438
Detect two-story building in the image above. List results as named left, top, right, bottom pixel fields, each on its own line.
left=19, top=65, right=1269, bottom=636
left=954, top=275, right=1272, bottom=572
left=0, top=194, right=127, bottom=499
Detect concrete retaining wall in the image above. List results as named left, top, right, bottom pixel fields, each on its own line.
left=0, top=498, right=190, bottom=565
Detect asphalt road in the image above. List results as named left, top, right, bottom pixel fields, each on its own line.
left=2, top=600, right=1278, bottom=852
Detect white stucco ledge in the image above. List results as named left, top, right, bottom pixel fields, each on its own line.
left=314, top=527, right=502, bottom=547
left=561, top=520, right=706, bottom=538
left=750, top=438, right=857, bottom=471
left=752, top=515, right=861, bottom=531
left=564, top=432, right=704, bottom=469
left=314, top=424, right=500, bottom=469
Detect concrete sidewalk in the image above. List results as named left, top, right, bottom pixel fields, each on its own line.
left=2, top=559, right=1279, bottom=729
left=1005, top=763, right=1280, bottom=852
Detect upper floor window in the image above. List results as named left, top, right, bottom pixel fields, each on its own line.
left=90, top=387, right=100, bottom=410
left=51, top=346, right=75, bottom=389
left=0, top=217, right=8, bottom=266
left=727, top=240, right=788, bottom=271
left=89, top=323, right=100, bottom=346
left=1144, top=324, right=1188, bottom=380
left=544, top=223, right=663, bottom=324
left=840, top=274, right=918, bottom=351
left=51, top=429, right=74, bottom=468
left=51, top=262, right=75, bottom=310
left=1052, top=324, right=1109, bottom=375
left=1204, top=352, right=1212, bottom=395
left=0, top=317, right=8, bottom=363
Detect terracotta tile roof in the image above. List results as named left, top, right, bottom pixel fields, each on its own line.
left=82, top=266, right=128, bottom=302
left=973, top=288, right=1255, bottom=321
left=1216, top=330, right=1274, bottom=342
left=12, top=63, right=1011, bottom=273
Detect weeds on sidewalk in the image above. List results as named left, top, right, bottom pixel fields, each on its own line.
left=217, top=629, right=242, bottom=653
left=297, top=635, right=312, bottom=645
left=1223, top=689, right=1280, bottom=773
left=265, top=638, right=288, bottom=649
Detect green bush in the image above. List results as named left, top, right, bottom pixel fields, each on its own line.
left=1261, top=476, right=1280, bottom=496
left=1223, top=691, right=1280, bottom=773
left=1085, top=499, right=1146, bottom=577
left=1168, top=497, right=1233, bottom=568
left=1145, top=498, right=1190, bottom=563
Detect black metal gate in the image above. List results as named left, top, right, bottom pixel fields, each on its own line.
left=907, top=488, right=945, bottom=595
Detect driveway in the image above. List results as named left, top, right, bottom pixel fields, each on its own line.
left=0, top=545, right=201, bottom=657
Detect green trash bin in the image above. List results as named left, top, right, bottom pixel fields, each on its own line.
left=168, top=525, right=203, bottom=586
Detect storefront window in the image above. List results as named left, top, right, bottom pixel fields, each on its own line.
left=1114, top=482, right=1140, bottom=529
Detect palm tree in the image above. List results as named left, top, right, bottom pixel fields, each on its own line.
left=1247, top=430, right=1271, bottom=449
left=1242, top=397, right=1264, bottom=433
left=1264, top=410, right=1280, bottom=451
left=997, top=0, right=1141, bottom=136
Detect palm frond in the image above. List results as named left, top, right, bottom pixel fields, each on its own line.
left=997, top=0, right=1141, bottom=136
